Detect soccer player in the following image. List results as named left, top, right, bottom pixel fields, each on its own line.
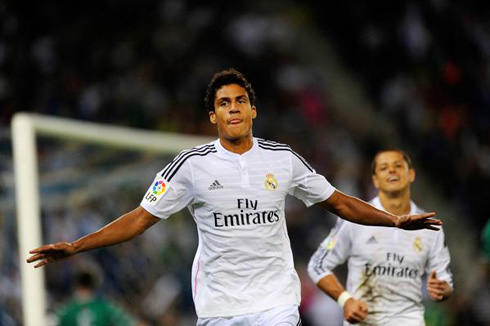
left=56, top=269, right=136, bottom=326
left=27, top=69, right=442, bottom=326
left=308, top=149, right=453, bottom=325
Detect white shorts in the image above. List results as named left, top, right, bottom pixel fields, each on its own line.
left=197, top=304, right=302, bottom=326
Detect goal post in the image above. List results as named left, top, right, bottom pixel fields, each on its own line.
left=11, top=112, right=214, bottom=326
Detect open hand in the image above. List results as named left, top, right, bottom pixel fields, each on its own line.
left=396, top=212, right=441, bottom=231
left=26, top=242, right=77, bottom=268
left=344, top=298, right=368, bottom=324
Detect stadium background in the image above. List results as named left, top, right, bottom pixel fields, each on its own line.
left=1, top=0, right=490, bottom=325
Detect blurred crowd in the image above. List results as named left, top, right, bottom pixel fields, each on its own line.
left=0, top=0, right=489, bottom=325
left=309, top=0, right=490, bottom=232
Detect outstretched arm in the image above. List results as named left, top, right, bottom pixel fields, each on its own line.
left=318, top=190, right=441, bottom=230
left=317, top=274, right=368, bottom=324
left=27, top=206, right=160, bottom=268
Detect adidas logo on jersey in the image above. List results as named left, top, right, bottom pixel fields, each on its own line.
left=208, top=180, right=224, bottom=190
left=366, top=236, right=378, bottom=244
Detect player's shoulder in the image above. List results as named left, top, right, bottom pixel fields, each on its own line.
left=331, top=217, right=354, bottom=235
left=318, top=218, right=352, bottom=249
left=256, top=137, right=291, bottom=150
left=161, top=141, right=217, bottom=181
left=174, top=141, right=218, bottom=160
left=256, top=137, right=307, bottom=159
left=182, top=140, right=216, bottom=153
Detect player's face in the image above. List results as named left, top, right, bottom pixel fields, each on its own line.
left=209, top=84, right=257, bottom=141
left=372, top=151, right=415, bottom=194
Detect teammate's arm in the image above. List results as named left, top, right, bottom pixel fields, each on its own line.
left=318, top=190, right=441, bottom=230
left=317, top=274, right=368, bottom=324
left=27, top=206, right=159, bottom=268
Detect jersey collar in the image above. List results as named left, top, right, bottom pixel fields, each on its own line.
left=214, top=137, right=258, bottom=160
left=371, top=196, right=419, bottom=215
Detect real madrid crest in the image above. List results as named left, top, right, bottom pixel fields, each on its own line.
left=413, top=236, right=423, bottom=253
left=264, top=173, right=278, bottom=191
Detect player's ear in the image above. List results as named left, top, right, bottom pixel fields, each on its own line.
left=409, top=169, right=415, bottom=183
left=372, top=174, right=380, bottom=189
left=209, top=110, right=217, bottom=124
left=252, top=106, right=257, bottom=119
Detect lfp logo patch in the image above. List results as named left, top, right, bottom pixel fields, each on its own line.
left=153, top=180, right=166, bottom=195
left=145, top=178, right=169, bottom=206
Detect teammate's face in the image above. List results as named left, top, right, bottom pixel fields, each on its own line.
left=372, top=151, right=415, bottom=194
left=209, top=84, right=257, bottom=141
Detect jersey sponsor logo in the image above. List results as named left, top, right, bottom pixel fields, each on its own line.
left=213, top=209, right=280, bottom=228
left=364, top=263, right=419, bottom=279
left=144, top=178, right=169, bottom=206
left=208, top=180, right=224, bottom=190
left=413, top=236, right=423, bottom=252
left=264, top=173, right=278, bottom=191
left=363, top=252, right=419, bottom=279
left=213, top=198, right=280, bottom=228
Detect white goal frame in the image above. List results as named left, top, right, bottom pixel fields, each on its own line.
left=11, top=112, right=213, bottom=326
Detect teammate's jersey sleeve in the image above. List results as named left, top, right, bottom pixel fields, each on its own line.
left=307, top=218, right=352, bottom=284
left=140, top=151, right=194, bottom=219
left=425, top=226, right=453, bottom=288
left=287, top=152, right=335, bottom=207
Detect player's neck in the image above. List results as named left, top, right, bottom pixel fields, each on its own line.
left=219, top=134, right=254, bottom=155
left=75, top=288, right=94, bottom=302
left=379, top=189, right=411, bottom=216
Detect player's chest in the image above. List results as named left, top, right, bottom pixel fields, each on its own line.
left=192, top=157, right=290, bottom=207
left=351, top=228, right=431, bottom=265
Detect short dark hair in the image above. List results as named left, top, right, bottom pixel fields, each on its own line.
left=204, top=68, right=256, bottom=112
left=76, top=271, right=96, bottom=289
left=371, top=149, right=413, bottom=175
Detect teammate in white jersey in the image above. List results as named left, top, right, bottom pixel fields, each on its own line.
left=27, top=69, right=443, bottom=325
left=308, top=149, right=453, bottom=325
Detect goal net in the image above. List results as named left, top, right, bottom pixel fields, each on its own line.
left=11, top=113, right=213, bottom=326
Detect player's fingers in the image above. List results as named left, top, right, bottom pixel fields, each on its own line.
left=428, top=285, right=444, bottom=298
left=420, top=219, right=442, bottom=227
left=349, top=311, right=365, bottom=323
left=423, top=224, right=441, bottom=231
left=417, top=212, right=436, bottom=219
left=29, top=243, right=58, bottom=254
left=431, top=270, right=437, bottom=279
left=424, top=218, right=442, bottom=225
left=28, top=247, right=47, bottom=254
left=346, top=315, right=362, bottom=324
left=34, top=259, right=49, bottom=268
left=357, top=308, right=368, bottom=319
left=429, top=290, right=443, bottom=301
left=26, top=253, right=45, bottom=263
left=360, top=303, right=368, bottom=313
left=428, top=282, right=445, bottom=291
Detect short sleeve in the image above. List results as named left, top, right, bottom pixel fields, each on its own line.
left=307, top=218, right=352, bottom=284
left=426, top=227, right=453, bottom=288
left=287, top=151, right=335, bottom=207
left=140, top=154, right=194, bottom=219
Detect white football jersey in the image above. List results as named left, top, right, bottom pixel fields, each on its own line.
left=308, top=197, right=453, bottom=326
left=141, top=137, right=335, bottom=318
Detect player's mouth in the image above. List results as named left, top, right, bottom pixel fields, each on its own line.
left=229, top=118, right=242, bottom=125
left=387, top=176, right=399, bottom=183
